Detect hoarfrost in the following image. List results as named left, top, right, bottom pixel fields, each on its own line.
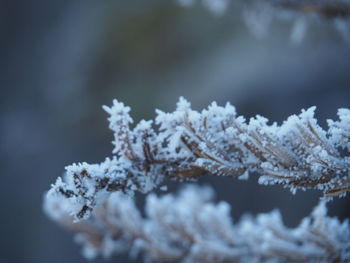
left=44, top=185, right=350, bottom=262
left=46, top=98, right=350, bottom=220
left=44, top=98, right=350, bottom=262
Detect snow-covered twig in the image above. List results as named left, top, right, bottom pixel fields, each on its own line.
left=44, top=185, right=350, bottom=262
left=46, top=98, right=350, bottom=221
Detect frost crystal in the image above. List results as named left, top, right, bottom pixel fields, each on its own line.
left=46, top=98, right=350, bottom=221
left=44, top=185, right=350, bottom=262
left=44, top=98, right=350, bottom=262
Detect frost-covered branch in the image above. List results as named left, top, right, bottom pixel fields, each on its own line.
left=46, top=98, right=350, bottom=220
left=177, top=0, right=350, bottom=42
left=44, top=185, right=350, bottom=262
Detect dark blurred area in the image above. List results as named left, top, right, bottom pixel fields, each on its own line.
left=1, top=1, right=350, bottom=263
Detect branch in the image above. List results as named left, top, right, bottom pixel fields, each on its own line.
left=44, top=185, right=350, bottom=262
left=46, top=98, right=350, bottom=220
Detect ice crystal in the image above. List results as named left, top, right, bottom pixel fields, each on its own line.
left=46, top=98, right=350, bottom=221
left=44, top=98, right=350, bottom=262
left=44, top=185, right=350, bottom=262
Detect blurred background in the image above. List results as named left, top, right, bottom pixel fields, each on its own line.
left=1, top=1, right=350, bottom=262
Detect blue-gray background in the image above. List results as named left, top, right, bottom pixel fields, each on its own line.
left=1, top=1, right=350, bottom=262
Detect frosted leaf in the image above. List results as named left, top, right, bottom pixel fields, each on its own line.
left=328, top=108, right=350, bottom=151
left=103, top=99, right=134, bottom=157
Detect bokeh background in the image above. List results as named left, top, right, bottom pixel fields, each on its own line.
left=1, top=1, right=350, bottom=263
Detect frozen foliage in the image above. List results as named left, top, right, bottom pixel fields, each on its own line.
left=44, top=185, right=350, bottom=262
left=46, top=98, right=350, bottom=221
left=177, top=0, right=350, bottom=42
left=44, top=99, right=350, bottom=262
